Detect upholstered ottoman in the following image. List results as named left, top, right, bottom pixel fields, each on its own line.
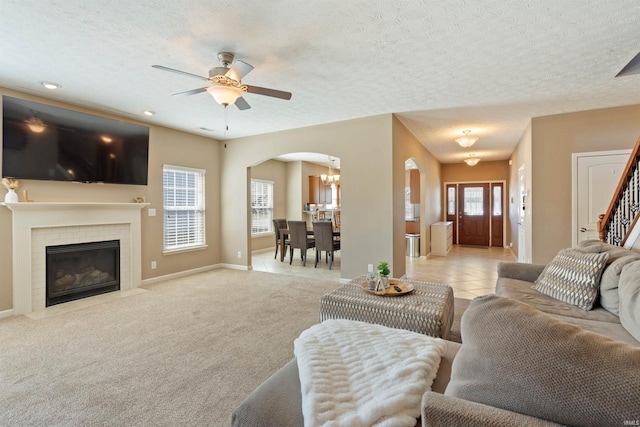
left=319, top=276, right=454, bottom=339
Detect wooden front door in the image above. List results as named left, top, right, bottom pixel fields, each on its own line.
left=458, top=183, right=490, bottom=246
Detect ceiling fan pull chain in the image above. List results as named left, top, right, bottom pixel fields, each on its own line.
left=225, top=105, right=229, bottom=137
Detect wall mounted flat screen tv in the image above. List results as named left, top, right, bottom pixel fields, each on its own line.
left=2, top=96, right=149, bottom=185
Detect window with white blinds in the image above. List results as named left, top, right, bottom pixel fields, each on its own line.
left=251, top=179, right=273, bottom=235
left=163, top=165, right=205, bottom=252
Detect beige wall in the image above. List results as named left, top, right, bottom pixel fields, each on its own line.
left=441, top=160, right=510, bottom=183
left=221, top=114, right=394, bottom=280
left=285, top=161, right=303, bottom=221
left=392, top=115, right=442, bottom=276
left=0, top=88, right=222, bottom=311
left=530, top=104, right=640, bottom=263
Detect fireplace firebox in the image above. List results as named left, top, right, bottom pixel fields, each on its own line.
left=46, top=240, right=120, bottom=307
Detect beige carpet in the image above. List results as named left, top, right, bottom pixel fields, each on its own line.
left=0, top=269, right=466, bottom=426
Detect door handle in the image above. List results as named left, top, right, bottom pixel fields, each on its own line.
left=579, top=227, right=591, bottom=232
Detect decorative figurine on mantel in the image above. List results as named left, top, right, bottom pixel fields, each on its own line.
left=2, top=178, right=22, bottom=203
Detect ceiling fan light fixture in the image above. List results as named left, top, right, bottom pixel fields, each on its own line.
left=464, top=154, right=481, bottom=166
left=206, top=85, right=243, bottom=106
left=455, top=130, right=478, bottom=148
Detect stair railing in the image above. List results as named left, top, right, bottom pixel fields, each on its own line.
left=598, top=135, right=640, bottom=246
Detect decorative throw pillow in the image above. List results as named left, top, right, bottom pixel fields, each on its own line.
left=532, top=248, right=610, bottom=310
left=445, top=295, right=640, bottom=426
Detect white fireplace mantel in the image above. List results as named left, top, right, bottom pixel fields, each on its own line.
left=2, top=202, right=148, bottom=315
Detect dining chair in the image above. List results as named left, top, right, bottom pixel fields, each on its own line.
left=312, top=221, right=340, bottom=269
left=333, top=211, right=341, bottom=232
left=272, top=218, right=289, bottom=259
left=288, top=220, right=315, bottom=266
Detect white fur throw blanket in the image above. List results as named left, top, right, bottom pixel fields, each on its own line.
left=294, top=319, right=446, bottom=427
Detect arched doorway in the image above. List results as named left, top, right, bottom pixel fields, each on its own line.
left=248, top=152, right=342, bottom=275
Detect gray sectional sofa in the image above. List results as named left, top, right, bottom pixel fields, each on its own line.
left=496, top=240, right=640, bottom=346
left=230, top=241, right=640, bottom=426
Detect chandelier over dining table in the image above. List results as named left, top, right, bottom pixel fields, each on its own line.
left=321, top=157, right=340, bottom=185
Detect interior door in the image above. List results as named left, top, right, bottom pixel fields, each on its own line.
left=458, top=183, right=490, bottom=246
left=575, top=152, right=629, bottom=246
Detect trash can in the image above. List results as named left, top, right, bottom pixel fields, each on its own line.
left=406, top=233, right=420, bottom=257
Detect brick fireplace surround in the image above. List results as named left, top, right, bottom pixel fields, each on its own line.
left=2, top=202, right=147, bottom=315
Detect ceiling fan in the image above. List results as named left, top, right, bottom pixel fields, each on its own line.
left=152, top=52, right=292, bottom=110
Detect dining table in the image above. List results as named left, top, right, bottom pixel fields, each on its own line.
left=279, top=227, right=340, bottom=262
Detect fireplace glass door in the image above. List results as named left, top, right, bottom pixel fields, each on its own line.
left=46, top=240, right=120, bottom=306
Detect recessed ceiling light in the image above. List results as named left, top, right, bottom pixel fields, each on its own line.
left=199, top=127, right=215, bottom=132
left=41, top=81, right=61, bottom=90
left=142, top=110, right=154, bottom=116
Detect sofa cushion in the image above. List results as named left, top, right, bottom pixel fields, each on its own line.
left=545, top=313, right=638, bottom=346
left=619, top=260, right=640, bottom=343
left=532, top=248, right=610, bottom=310
left=421, top=392, right=563, bottom=427
left=578, top=239, right=635, bottom=262
left=445, top=295, right=640, bottom=426
left=497, top=277, right=620, bottom=322
left=600, top=254, right=640, bottom=315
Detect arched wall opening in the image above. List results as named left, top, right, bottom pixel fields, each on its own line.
left=247, top=152, right=341, bottom=271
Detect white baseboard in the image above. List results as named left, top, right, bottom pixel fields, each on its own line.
left=0, top=308, right=14, bottom=319
left=217, top=263, right=251, bottom=271
left=141, top=265, right=218, bottom=286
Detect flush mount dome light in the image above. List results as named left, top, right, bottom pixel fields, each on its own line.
left=464, top=154, right=481, bottom=166
left=455, top=130, right=478, bottom=148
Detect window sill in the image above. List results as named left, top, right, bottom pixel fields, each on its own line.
left=163, top=244, right=208, bottom=255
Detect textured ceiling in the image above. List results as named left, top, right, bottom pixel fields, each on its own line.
left=1, top=1, right=640, bottom=164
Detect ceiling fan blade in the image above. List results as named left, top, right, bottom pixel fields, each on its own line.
left=172, top=87, right=208, bottom=97
left=616, top=52, right=640, bottom=77
left=226, top=60, right=254, bottom=82
left=245, top=85, right=292, bottom=100
left=234, top=96, right=251, bottom=110
left=152, top=65, right=209, bottom=82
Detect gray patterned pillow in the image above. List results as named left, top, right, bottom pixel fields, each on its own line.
left=532, top=248, right=610, bottom=310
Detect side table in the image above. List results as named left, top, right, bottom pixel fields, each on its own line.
left=319, top=276, right=454, bottom=339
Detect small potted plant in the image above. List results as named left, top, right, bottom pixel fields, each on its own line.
left=377, top=261, right=390, bottom=289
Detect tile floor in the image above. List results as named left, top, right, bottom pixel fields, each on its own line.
left=251, top=245, right=517, bottom=299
